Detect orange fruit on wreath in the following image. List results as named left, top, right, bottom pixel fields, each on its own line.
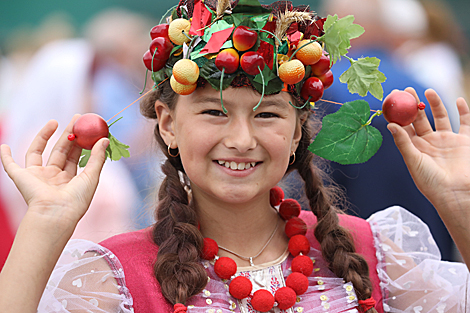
left=170, top=75, right=197, bottom=95
left=278, top=59, right=305, bottom=85
left=168, top=18, right=191, bottom=45
left=173, top=59, right=200, bottom=85
left=295, top=40, right=322, bottom=65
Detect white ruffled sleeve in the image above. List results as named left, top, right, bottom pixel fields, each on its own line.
left=367, top=206, right=470, bottom=312
left=37, top=239, right=133, bottom=312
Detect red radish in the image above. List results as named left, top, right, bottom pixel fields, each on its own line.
left=69, top=113, right=109, bottom=150
left=382, top=91, right=419, bottom=126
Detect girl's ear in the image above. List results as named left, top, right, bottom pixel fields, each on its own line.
left=155, top=100, right=175, bottom=147
left=292, top=111, right=308, bottom=152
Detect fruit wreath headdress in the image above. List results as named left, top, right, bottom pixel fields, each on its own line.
left=74, top=0, right=423, bottom=167
left=141, top=0, right=395, bottom=165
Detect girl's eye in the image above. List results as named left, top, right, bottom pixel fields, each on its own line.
left=202, top=109, right=226, bottom=117
left=256, top=112, right=279, bottom=118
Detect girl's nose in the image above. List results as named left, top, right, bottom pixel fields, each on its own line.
left=223, top=118, right=257, bottom=153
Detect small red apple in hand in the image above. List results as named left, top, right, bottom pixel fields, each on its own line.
left=382, top=91, right=424, bottom=126
left=68, top=113, right=109, bottom=150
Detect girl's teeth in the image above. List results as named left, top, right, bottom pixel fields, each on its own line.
left=218, top=160, right=256, bottom=170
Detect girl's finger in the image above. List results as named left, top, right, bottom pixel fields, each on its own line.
left=78, top=138, right=109, bottom=197
left=47, top=115, right=80, bottom=169
left=424, top=89, right=452, bottom=132
left=25, top=120, right=59, bottom=167
left=456, top=97, right=470, bottom=136
left=1, top=144, right=21, bottom=179
left=387, top=123, right=420, bottom=170
left=404, top=87, right=433, bottom=136
left=63, top=144, right=84, bottom=176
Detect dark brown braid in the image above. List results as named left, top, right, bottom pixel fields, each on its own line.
left=288, top=106, right=378, bottom=313
left=141, top=81, right=377, bottom=311
left=141, top=81, right=208, bottom=305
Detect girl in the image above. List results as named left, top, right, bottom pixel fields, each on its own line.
left=1, top=0, right=470, bottom=312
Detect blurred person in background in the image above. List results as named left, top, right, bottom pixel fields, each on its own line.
left=0, top=8, right=161, bottom=266
left=389, top=0, right=469, bottom=133
left=319, top=0, right=458, bottom=261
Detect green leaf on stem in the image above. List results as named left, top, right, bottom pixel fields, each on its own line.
left=78, top=132, right=130, bottom=168
left=339, top=57, right=386, bottom=100
left=199, top=59, right=239, bottom=90
left=309, top=100, right=382, bottom=164
left=318, top=15, right=364, bottom=65
left=254, top=65, right=277, bottom=86
left=247, top=74, right=283, bottom=95
left=231, top=0, right=271, bottom=14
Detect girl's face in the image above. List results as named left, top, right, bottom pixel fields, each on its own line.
left=156, top=86, right=304, bottom=205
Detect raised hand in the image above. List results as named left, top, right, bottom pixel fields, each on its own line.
left=0, top=115, right=109, bottom=226
left=388, top=88, right=470, bottom=266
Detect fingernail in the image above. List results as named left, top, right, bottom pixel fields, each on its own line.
left=103, top=139, right=110, bottom=148
left=388, top=125, right=397, bottom=135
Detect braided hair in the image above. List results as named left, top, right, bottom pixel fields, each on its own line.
left=140, top=80, right=377, bottom=312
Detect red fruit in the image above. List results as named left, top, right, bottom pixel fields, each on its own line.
left=215, top=48, right=240, bottom=74
left=71, top=113, right=109, bottom=150
left=382, top=91, right=419, bottom=126
left=300, top=77, right=324, bottom=102
left=150, top=24, right=170, bottom=40
left=240, top=51, right=265, bottom=75
left=233, top=25, right=258, bottom=51
left=317, top=70, right=333, bottom=89
left=310, top=53, right=331, bottom=76
left=143, top=37, right=173, bottom=72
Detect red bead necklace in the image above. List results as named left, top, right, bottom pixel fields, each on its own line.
left=200, top=187, right=314, bottom=312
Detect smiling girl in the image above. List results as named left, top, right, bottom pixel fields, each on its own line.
left=1, top=0, right=470, bottom=312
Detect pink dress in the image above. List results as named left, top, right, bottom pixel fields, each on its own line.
left=37, top=207, right=470, bottom=312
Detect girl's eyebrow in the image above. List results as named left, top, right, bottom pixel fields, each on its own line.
left=192, top=96, right=289, bottom=109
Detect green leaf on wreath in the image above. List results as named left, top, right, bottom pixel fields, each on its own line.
left=309, top=100, right=382, bottom=164
left=339, top=57, right=386, bottom=100
left=199, top=59, right=239, bottom=90
left=318, top=15, right=364, bottom=65
left=247, top=74, right=283, bottom=95
left=231, top=0, right=271, bottom=14
left=254, top=64, right=278, bottom=86
left=202, top=20, right=233, bottom=42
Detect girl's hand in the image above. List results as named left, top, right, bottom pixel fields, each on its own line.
left=388, top=88, right=470, bottom=212
left=388, top=88, right=470, bottom=266
left=0, top=115, right=109, bottom=226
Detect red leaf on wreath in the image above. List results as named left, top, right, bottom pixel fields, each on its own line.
left=189, top=0, right=212, bottom=36
left=257, top=40, right=274, bottom=70
left=200, top=27, right=235, bottom=54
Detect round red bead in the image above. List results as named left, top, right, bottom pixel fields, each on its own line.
left=214, top=257, right=237, bottom=280
left=285, top=217, right=307, bottom=238
left=251, top=289, right=275, bottom=312
left=274, top=287, right=297, bottom=310
left=291, top=255, right=314, bottom=276
left=279, top=199, right=301, bottom=220
left=201, top=238, right=219, bottom=260
left=288, top=234, right=310, bottom=257
left=269, top=186, right=284, bottom=206
left=229, top=276, right=252, bottom=299
left=285, top=272, right=309, bottom=295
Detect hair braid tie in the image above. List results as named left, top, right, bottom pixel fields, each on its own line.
left=174, top=303, right=187, bottom=313
left=358, top=297, right=376, bottom=312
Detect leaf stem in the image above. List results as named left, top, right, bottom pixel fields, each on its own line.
left=108, top=116, right=123, bottom=128
left=289, top=96, right=311, bottom=109
left=248, top=28, right=283, bottom=46
left=253, top=66, right=265, bottom=111
left=363, top=110, right=382, bottom=126
left=219, top=67, right=228, bottom=114
left=159, top=5, right=178, bottom=24
left=140, top=69, right=149, bottom=94
left=344, top=55, right=355, bottom=65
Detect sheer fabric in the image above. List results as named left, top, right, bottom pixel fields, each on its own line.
left=38, top=207, right=469, bottom=312
left=368, top=206, right=469, bottom=312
